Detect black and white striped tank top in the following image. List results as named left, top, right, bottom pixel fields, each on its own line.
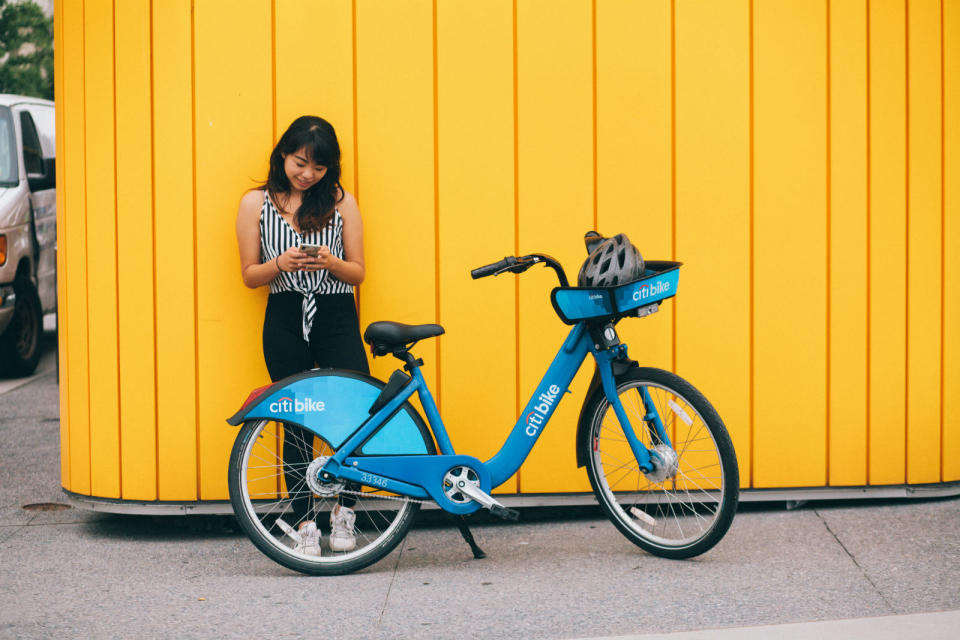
left=259, top=190, right=353, bottom=339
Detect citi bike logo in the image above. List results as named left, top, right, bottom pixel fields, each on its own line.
left=269, top=396, right=326, bottom=414
left=525, top=384, right=561, bottom=436
left=633, top=280, right=670, bottom=302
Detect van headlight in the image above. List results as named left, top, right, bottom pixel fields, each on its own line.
left=0, top=234, right=6, bottom=266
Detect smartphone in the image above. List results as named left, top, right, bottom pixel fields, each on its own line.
left=301, top=244, right=321, bottom=257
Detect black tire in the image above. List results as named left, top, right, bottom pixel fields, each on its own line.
left=583, top=367, right=739, bottom=559
left=228, top=417, right=432, bottom=576
left=0, top=277, right=42, bottom=377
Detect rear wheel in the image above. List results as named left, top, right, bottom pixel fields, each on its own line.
left=0, top=277, right=41, bottom=377
left=583, top=367, right=739, bottom=559
left=228, top=418, right=432, bottom=576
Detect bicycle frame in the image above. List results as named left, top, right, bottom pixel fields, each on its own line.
left=314, top=320, right=670, bottom=515
left=228, top=259, right=683, bottom=516
left=224, top=254, right=745, bottom=574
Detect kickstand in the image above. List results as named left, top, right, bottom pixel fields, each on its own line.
left=451, top=514, right=486, bottom=559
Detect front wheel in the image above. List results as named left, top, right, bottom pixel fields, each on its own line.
left=228, top=418, right=429, bottom=575
left=0, top=277, right=42, bottom=377
left=583, top=367, right=739, bottom=559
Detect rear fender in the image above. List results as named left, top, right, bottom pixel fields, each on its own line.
left=226, top=369, right=433, bottom=456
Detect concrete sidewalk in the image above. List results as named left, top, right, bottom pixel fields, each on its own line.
left=582, top=610, right=960, bottom=640
left=1, top=363, right=958, bottom=639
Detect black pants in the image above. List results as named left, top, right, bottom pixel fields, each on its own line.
left=263, top=291, right=369, bottom=381
left=263, top=292, right=368, bottom=523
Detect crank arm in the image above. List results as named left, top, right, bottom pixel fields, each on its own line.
left=456, top=482, right=519, bottom=521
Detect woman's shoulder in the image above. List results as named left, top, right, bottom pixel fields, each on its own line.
left=237, top=189, right=267, bottom=224
left=336, top=189, right=359, bottom=215
left=240, top=188, right=267, bottom=209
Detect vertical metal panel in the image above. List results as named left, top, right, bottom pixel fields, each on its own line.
left=115, top=0, right=157, bottom=500
left=54, top=0, right=69, bottom=489
left=829, top=0, right=869, bottom=486
left=153, top=0, right=198, bottom=500
left=944, top=0, right=960, bottom=482
left=436, top=0, right=517, bottom=491
left=83, top=0, right=120, bottom=498
left=752, top=0, right=828, bottom=487
left=516, top=0, right=594, bottom=493
left=274, top=0, right=356, bottom=192
left=193, top=0, right=273, bottom=499
left=355, top=0, right=437, bottom=386
left=906, top=0, right=943, bottom=484
left=62, top=0, right=91, bottom=495
left=54, top=0, right=960, bottom=500
left=674, top=0, right=752, bottom=487
left=868, top=0, right=908, bottom=484
left=596, top=0, right=674, bottom=372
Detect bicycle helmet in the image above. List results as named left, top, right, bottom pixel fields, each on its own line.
left=577, top=232, right=644, bottom=287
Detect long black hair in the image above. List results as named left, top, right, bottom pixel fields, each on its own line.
left=261, top=116, right=343, bottom=233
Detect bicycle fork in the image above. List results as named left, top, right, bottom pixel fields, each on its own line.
left=591, top=326, right=673, bottom=475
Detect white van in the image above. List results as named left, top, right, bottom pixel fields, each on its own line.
left=0, top=94, right=56, bottom=376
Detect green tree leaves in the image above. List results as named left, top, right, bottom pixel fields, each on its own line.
left=0, top=0, right=53, bottom=100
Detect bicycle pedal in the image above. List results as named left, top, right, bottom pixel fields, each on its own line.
left=454, top=479, right=518, bottom=521
left=489, top=504, right=519, bottom=521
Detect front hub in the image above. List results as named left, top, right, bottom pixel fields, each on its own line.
left=643, top=444, right=679, bottom=484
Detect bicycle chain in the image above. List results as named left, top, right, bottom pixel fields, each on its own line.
left=334, top=486, right=429, bottom=506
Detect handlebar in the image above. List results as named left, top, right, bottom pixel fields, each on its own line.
left=471, top=254, right=569, bottom=287
left=470, top=256, right=516, bottom=279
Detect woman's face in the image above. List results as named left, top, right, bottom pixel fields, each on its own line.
left=282, top=147, right=328, bottom=193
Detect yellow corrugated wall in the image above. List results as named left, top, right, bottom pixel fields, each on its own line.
left=54, top=0, right=960, bottom=502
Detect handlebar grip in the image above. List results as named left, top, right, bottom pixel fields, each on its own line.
left=471, top=257, right=513, bottom=279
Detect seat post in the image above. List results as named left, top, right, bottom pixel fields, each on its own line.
left=392, top=349, right=424, bottom=372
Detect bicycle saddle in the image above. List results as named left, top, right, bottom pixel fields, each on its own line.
left=364, top=321, right=445, bottom=354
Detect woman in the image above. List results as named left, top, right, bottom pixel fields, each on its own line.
left=236, top=115, right=365, bottom=555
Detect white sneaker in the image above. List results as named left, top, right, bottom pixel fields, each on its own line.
left=329, top=505, right=357, bottom=552
left=276, top=518, right=321, bottom=556
left=297, top=521, right=322, bottom=556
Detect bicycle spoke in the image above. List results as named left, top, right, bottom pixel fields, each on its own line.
left=230, top=417, right=428, bottom=575
left=587, top=372, right=738, bottom=557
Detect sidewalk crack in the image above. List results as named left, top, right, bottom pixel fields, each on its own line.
left=0, top=513, right=38, bottom=546
left=815, top=508, right=895, bottom=613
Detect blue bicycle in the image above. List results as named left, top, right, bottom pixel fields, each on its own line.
left=227, top=233, right=739, bottom=575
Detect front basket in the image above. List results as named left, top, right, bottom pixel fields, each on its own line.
left=550, top=261, right=682, bottom=325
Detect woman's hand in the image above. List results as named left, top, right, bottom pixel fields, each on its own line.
left=278, top=246, right=323, bottom=273
left=314, top=245, right=336, bottom=270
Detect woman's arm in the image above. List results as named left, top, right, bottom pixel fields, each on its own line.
left=317, top=190, right=365, bottom=286
left=236, top=190, right=308, bottom=288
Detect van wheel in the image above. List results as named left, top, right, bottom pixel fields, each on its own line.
left=0, top=277, right=42, bottom=377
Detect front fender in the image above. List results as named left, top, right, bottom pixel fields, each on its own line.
left=575, top=368, right=602, bottom=468
left=575, top=357, right=638, bottom=467
left=227, top=369, right=432, bottom=455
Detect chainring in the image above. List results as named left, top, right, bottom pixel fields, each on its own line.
left=442, top=466, right=481, bottom=504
